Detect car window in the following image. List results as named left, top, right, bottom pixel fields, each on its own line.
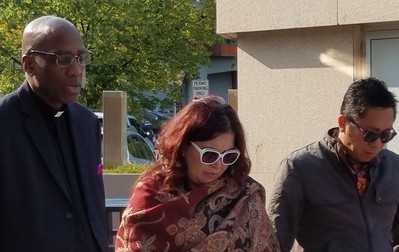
left=145, top=111, right=171, bottom=121
left=154, top=112, right=171, bottom=120
left=128, top=117, right=138, bottom=127
left=146, top=113, right=157, bottom=120
left=128, top=117, right=146, bottom=135
left=127, top=134, right=155, bottom=162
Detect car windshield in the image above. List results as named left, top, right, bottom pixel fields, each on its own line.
left=95, top=111, right=156, bottom=164
left=145, top=111, right=171, bottom=121
left=127, top=133, right=155, bottom=162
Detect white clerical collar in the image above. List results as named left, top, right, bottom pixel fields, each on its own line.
left=54, top=104, right=67, bottom=117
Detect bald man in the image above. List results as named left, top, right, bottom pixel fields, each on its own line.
left=0, top=16, right=108, bottom=251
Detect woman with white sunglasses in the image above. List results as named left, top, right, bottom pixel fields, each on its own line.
left=115, top=95, right=280, bottom=252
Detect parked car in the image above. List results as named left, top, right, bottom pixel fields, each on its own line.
left=94, top=111, right=156, bottom=164
left=127, top=115, right=155, bottom=146
left=126, top=129, right=156, bottom=164
left=100, top=127, right=156, bottom=164
left=102, top=129, right=155, bottom=164
left=140, top=110, right=172, bottom=135
left=93, top=111, right=155, bottom=149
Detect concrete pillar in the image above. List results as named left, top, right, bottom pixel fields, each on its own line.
left=228, top=89, right=238, bottom=112
left=102, top=91, right=128, bottom=167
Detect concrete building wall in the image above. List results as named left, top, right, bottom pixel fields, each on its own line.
left=338, top=1, right=399, bottom=25
left=216, top=0, right=336, bottom=34
left=237, top=26, right=354, bottom=193
left=216, top=0, right=399, bottom=35
left=216, top=0, right=399, bottom=194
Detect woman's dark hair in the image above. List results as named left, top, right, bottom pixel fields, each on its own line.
left=141, top=95, right=251, bottom=193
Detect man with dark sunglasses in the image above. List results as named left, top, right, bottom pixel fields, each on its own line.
left=268, top=77, right=399, bottom=252
left=0, top=16, right=108, bottom=251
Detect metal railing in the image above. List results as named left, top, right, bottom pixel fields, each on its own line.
left=105, top=198, right=129, bottom=252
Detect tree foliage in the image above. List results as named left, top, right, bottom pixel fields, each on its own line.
left=0, top=0, right=220, bottom=112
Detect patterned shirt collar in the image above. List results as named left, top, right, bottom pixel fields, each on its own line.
left=327, top=127, right=372, bottom=174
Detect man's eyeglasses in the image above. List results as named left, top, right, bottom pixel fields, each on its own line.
left=28, top=49, right=92, bottom=67
left=348, top=118, right=397, bottom=143
left=190, top=141, right=240, bottom=166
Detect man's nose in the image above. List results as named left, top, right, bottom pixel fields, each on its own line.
left=66, top=58, right=84, bottom=76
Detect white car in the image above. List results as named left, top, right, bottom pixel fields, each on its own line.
left=94, top=111, right=155, bottom=149
left=126, top=129, right=156, bottom=164
left=94, top=111, right=156, bottom=164
left=100, top=129, right=156, bottom=164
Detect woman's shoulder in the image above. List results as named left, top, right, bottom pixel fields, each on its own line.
left=136, top=175, right=160, bottom=191
left=244, top=176, right=265, bottom=188
left=241, top=176, right=267, bottom=198
left=127, top=176, right=161, bottom=209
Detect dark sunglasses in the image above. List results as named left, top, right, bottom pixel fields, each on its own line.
left=28, top=49, right=92, bottom=67
left=190, top=141, right=240, bottom=165
left=348, top=118, right=397, bottom=143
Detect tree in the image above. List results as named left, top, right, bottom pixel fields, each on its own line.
left=0, top=0, right=220, bottom=112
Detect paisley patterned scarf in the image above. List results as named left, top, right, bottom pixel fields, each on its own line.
left=115, top=176, right=280, bottom=252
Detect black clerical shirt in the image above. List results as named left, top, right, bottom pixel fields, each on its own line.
left=33, top=93, right=99, bottom=252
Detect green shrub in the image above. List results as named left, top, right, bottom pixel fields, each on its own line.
left=103, top=163, right=147, bottom=173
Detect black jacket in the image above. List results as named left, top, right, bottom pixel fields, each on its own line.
left=267, top=130, right=399, bottom=252
left=0, top=82, right=108, bottom=252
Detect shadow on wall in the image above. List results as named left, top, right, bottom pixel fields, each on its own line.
left=239, top=26, right=353, bottom=70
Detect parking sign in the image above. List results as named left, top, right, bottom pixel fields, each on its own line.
left=192, top=79, right=209, bottom=99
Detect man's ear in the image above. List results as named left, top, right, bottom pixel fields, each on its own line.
left=22, top=55, right=34, bottom=76
left=338, top=115, right=347, bottom=132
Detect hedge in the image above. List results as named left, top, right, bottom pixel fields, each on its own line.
left=103, top=163, right=147, bottom=173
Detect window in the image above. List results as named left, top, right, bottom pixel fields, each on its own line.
left=127, top=134, right=155, bottom=163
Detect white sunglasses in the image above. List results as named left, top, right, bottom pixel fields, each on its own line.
left=190, top=141, right=240, bottom=165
